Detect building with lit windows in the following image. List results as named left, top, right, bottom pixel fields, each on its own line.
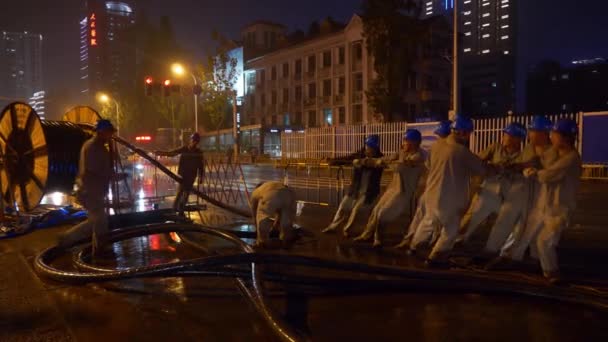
left=420, top=0, right=454, bottom=18
left=79, top=1, right=136, bottom=104
left=28, top=91, right=46, bottom=119
left=459, top=0, right=517, bottom=116
left=241, top=15, right=451, bottom=127
left=0, top=31, right=43, bottom=108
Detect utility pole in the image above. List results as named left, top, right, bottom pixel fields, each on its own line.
left=232, top=91, right=239, bottom=160
left=451, top=0, right=459, bottom=120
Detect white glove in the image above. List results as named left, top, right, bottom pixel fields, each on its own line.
left=523, top=167, right=537, bottom=178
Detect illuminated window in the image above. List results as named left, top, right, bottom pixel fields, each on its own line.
left=501, top=35, right=509, bottom=40
left=482, top=23, right=490, bottom=27
left=464, top=21, right=472, bottom=25
left=504, top=50, right=510, bottom=55
left=483, top=13, right=490, bottom=17
left=464, top=11, right=471, bottom=15
left=464, top=48, right=471, bottom=53
left=483, top=34, right=490, bottom=38
left=483, top=2, right=490, bottom=6
left=482, top=49, right=490, bottom=54
left=502, top=25, right=510, bottom=29
left=464, top=0, right=471, bottom=4
left=502, top=15, right=509, bottom=19
left=465, top=32, right=472, bottom=36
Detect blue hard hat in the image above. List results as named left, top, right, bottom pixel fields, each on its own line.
left=434, top=120, right=452, bottom=137
left=528, top=115, right=553, bottom=131
left=365, top=134, right=380, bottom=149
left=503, top=122, right=527, bottom=138
left=404, top=129, right=422, bottom=142
left=451, top=115, right=474, bottom=132
left=95, top=119, right=115, bottom=132
left=552, top=118, right=578, bottom=136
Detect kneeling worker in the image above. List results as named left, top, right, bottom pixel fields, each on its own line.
left=155, top=132, right=205, bottom=217
left=250, top=181, right=298, bottom=248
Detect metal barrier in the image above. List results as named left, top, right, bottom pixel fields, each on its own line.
left=281, top=123, right=408, bottom=161
left=470, top=112, right=583, bottom=154
left=282, top=162, right=392, bottom=207
left=582, top=164, right=608, bottom=180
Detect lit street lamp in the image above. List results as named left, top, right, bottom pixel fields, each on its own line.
left=97, top=92, right=120, bottom=136
left=171, top=63, right=199, bottom=132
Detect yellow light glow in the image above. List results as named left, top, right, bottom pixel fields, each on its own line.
left=97, top=93, right=110, bottom=103
left=171, top=63, right=185, bottom=76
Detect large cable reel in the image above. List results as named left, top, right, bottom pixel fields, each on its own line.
left=0, top=102, right=96, bottom=212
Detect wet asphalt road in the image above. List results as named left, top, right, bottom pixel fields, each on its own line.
left=3, top=164, right=608, bottom=341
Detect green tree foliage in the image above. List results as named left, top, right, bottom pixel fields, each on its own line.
left=361, top=0, right=425, bottom=122
left=195, top=33, right=239, bottom=135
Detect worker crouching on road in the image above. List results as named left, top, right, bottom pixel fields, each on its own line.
left=396, top=120, right=452, bottom=250
left=459, top=122, right=525, bottom=244
left=410, top=116, right=489, bottom=267
left=354, top=129, right=426, bottom=248
left=250, top=181, right=298, bottom=248
left=492, top=119, right=581, bottom=284
left=155, top=132, right=205, bottom=217
left=58, top=119, right=117, bottom=253
left=322, top=135, right=384, bottom=237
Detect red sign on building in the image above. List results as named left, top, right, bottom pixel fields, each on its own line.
left=90, top=13, right=98, bottom=46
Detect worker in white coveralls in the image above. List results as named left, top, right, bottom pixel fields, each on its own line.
left=353, top=129, right=426, bottom=248
left=459, top=122, right=526, bottom=244
left=250, top=181, right=298, bottom=249
left=322, top=135, right=384, bottom=237
left=481, top=116, right=554, bottom=260
left=58, top=119, right=117, bottom=254
left=410, top=116, right=489, bottom=267
left=396, top=120, right=452, bottom=250
left=489, top=119, right=581, bottom=284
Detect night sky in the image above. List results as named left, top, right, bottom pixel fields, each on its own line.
left=1, top=0, right=608, bottom=117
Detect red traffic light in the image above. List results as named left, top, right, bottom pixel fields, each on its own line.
left=145, top=77, right=153, bottom=85
left=163, top=79, right=171, bottom=86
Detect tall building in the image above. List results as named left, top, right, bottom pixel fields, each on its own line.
left=0, top=31, right=43, bottom=106
left=420, top=0, right=454, bottom=18
left=80, top=0, right=136, bottom=103
left=526, top=58, right=608, bottom=114
left=28, top=91, right=46, bottom=119
left=459, top=0, right=517, bottom=116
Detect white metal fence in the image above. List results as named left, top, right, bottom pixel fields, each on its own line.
left=470, top=112, right=583, bottom=154
left=281, top=122, right=408, bottom=160
left=281, top=113, right=586, bottom=161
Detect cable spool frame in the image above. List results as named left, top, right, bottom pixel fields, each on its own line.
left=0, top=102, right=96, bottom=212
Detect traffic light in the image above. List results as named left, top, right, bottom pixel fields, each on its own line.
left=163, top=79, right=171, bottom=97
left=145, top=77, right=153, bottom=96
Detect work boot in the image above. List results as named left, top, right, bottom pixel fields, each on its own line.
left=353, top=233, right=373, bottom=242
left=321, top=226, right=336, bottom=234
left=394, top=238, right=411, bottom=250
left=544, top=271, right=563, bottom=286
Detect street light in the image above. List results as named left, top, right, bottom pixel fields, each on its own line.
left=171, top=62, right=198, bottom=132
left=96, top=92, right=120, bottom=136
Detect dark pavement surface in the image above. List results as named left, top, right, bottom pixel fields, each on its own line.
left=2, top=176, right=608, bottom=341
